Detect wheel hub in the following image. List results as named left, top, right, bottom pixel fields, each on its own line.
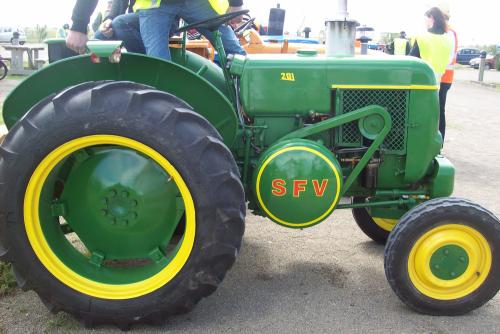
left=101, top=187, right=140, bottom=227
left=430, top=245, right=469, bottom=280
left=58, top=147, right=183, bottom=260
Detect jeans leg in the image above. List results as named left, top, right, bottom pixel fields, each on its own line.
left=439, top=82, right=452, bottom=141
left=197, top=25, right=246, bottom=56
left=112, top=13, right=146, bottom=54
left=180, top=0, right=245, bottom=56
left=94, top=30, right=110, bottom=41
left=139, top=6, right=179, bottom=60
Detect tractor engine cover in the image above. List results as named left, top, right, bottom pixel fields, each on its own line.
left=253, top=139, right=343, bottom=228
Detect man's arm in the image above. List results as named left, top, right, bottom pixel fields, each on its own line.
left=71, top=0, right=99, bottom=34
left=67, top=0, right=98, bottom=54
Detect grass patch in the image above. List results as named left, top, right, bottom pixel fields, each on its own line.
left=44, top=313, right=80, bottom=332
left=0, top=261, right=16, bottom=296
left=4, top=75, right=24, bottom=81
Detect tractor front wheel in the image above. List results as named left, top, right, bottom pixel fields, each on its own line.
left=384, top=198, right=500, bottom=315
left=352, top=197, right=397, bottom=244
left=0, top=81, right=246, bottom=329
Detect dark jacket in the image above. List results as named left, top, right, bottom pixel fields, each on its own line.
left=72, top=0, right=244, bottom=33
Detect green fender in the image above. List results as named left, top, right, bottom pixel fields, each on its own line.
left=2, top=51, right=238, bottom=146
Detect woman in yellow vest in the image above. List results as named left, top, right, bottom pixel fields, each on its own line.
left=135, top=0, right=246, bottom=60
left=409, top=7, right=452, bottom=82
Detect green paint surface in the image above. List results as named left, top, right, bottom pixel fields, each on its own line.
left=430, top=245, right=469, bottom=280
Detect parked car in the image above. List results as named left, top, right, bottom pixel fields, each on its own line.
left=456, top=48, right=480, bottom=65
left=0, top=26, right=26, bottom=44
left=469, top=54, right=496, bottom=69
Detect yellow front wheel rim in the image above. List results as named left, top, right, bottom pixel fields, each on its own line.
left=372, top=217, right=398, bottom=232
left=408, top=224, right=492, bottom=300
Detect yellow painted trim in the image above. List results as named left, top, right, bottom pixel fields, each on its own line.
left=24, top=135, right=196, bottom=300
left=256, top=146, right=341, bottom=227
left=372, top=217, right=398, bottom=232
left=408, top=224, right=492, bottom=300
left=331, top=84, right=439, bottom=90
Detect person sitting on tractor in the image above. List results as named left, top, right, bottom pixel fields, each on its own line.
left=94, top=0, right=179, bottom=55
left=135, top=0, right=246, bottom=60
left=67, top=0, right=246, bottom=60
left=93, top=0, right=146, bottom=54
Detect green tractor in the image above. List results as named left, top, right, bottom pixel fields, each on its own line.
left=0, top=11, right=498, bottom=328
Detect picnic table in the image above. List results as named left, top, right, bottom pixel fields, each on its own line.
left=3, top=45, right=46, bottom=75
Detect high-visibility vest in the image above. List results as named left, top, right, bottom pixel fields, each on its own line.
left=416, top=32, right=453, bottom=79
left=134, top=0, right=229, bottom=15
left=441, top=27, right=458, bottom=84
left=393, top=38, right=408, bottom=55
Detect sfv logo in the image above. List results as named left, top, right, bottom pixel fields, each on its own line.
left=271, top=179, right=329, bottom=198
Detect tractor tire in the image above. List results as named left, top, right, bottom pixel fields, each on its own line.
left=0, top=81, right=246, bottom=329
left=384, top=198, right=500, bottom=315
left=352, top=197, right=397, bottom=245
left=0, top=60, right=7, bottom=81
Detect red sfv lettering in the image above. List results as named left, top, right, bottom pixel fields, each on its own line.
left=270, top=179, right=329, bottom=198
left=312, top=179, right=328, bottom=197
left=293, top=180, right=307, bottom=197
left=271, top=179, right=286, bottom=196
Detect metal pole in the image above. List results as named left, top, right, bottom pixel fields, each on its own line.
left=478, top=50, right=486, bottom=82
left=337, top=0, right=348, bottom=19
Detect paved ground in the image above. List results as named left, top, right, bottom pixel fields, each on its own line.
left=454, top=66, right=500, bottom=85
left=0, top=77, right=499, bottom=333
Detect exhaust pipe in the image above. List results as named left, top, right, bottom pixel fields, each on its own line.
left=325, top=0, right=359, bottom=57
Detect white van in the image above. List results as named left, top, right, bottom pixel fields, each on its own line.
left=0, top=27, right=27, bottom=44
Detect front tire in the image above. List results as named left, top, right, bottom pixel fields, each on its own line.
left=352, top=197, right=397, bottom=245
left=0, top=81, right=246, bottom=328
left=384, top=198, right=500, bottom=315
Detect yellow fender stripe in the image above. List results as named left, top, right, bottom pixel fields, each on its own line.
left=331, top=84, right=439, bottom=90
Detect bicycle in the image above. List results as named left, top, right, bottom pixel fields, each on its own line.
left=0, top=56, right=8, bottom=80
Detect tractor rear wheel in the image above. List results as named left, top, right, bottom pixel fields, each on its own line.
left=384, top=198, right=500, bottom=315
left=352, top=197, right=397, bottom=244
left=0, top=81, right=246, bottom=329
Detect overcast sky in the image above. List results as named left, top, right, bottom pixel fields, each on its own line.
left=0, top=0, right=498, bottom=45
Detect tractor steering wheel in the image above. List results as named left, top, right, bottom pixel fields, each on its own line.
left=176, top=10, right=250, bottom=33
left=233, top=16, right=256, bottom=35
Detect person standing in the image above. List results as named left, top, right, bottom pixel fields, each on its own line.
left=409, top=7, right=452, bottom=81
left=391, top=31, right=410, bottom=56
left=438, top=4, right=458, bottom=141
left=136, top=0, right=246, bottom=60
left=409, top=7, right=452, bottom=142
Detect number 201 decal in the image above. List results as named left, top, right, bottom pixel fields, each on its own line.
left=280, top=72, right=296, bottom=81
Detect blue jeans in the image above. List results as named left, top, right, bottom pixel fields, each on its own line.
left=138, top=0, right=246, bottom=60
left=94, top=13, right=146, bottom=54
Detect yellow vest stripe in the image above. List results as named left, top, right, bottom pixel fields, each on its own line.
left=134, top=0, right=229, bottom=14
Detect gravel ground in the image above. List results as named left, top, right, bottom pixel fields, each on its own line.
left=0, top=78, right=499, bottom=333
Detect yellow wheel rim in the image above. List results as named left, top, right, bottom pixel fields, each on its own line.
left=24, top=135, right=196, bottom=300
left=372, top=217, right=398, bottom=232
left=408, top=224, right=492, bottom=300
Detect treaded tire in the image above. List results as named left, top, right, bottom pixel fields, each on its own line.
left=352, top=197, right=390, bottom=245
left=0, top=81, right=246, bottom=329
left=0, top=60, right=7, bottom=81
left=384, top=197, right=500, bottom=315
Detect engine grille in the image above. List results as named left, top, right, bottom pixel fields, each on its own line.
left=336, top=89, right=409, bottom=154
